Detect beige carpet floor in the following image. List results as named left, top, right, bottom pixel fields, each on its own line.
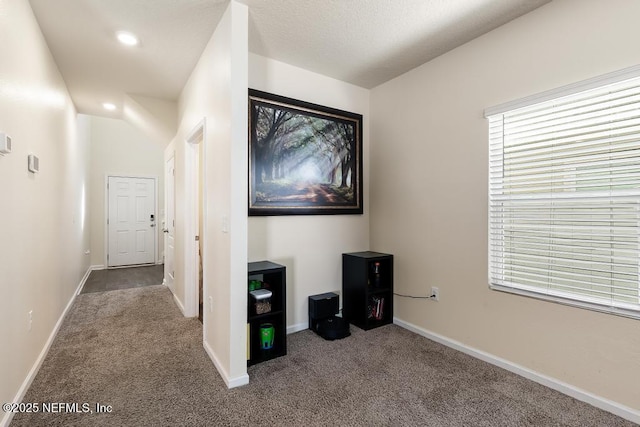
left=11, top=285, right=636, bottom=426
left=80, top=265, right=164, bottom=294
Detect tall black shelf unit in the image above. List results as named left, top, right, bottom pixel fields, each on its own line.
left=342, top=251, right=394, bottom=330
left=247, top=261, right=287, bottom=366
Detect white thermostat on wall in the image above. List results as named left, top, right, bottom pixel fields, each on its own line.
left=0, top=133, right=12, bottom=155
left=28, top=154, right=39, bottom=173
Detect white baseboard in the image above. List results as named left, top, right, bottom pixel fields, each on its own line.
left=163, top=278, right=188, bottom=318
left=1, top=265, right=92, bottom=427
left=75, top=265, right=103, bottom=295
left=203, top=340, right=249, bottom=389
left=393, top=317, right=640, bottom=425
left=287, top=322, right=307, bottom=334
left=172, top=292, right=186, bottom=316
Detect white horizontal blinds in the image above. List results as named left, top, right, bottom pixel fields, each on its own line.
left=489, top=76, right=640, bottom=316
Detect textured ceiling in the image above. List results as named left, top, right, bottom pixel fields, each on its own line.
left=240, top=0, right=550, bottom=88
left=28, top=0, right=550, bottom=117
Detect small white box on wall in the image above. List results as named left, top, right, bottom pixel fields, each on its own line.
left=0, top=133, right=12, bottom=155
left=28, top=154, right=39, bottom=173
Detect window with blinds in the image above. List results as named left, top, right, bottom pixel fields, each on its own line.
left=487, top=69, right=640, bottom=319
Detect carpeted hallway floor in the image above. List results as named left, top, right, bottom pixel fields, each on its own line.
left=80, top=265, right=164, bottom=294
left=11, top=285, right=635, bottom=426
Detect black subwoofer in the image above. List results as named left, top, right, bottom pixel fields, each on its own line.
left=308, top=292, right=350, bottom=340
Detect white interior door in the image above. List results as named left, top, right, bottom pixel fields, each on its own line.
left=107, top=176, right=156, bottom=267
left=164, top=157, right=176, bottom=290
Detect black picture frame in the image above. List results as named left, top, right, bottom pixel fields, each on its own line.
left=248, top=89, right=363, bottom=216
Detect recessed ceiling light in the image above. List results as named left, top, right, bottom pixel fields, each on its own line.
left=103, top=103, right=116, bottom=111
left=116, top=31, right=139, bottom=46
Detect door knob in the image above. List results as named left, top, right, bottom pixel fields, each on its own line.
left=163, top=229, right=169, bottom=233
left=150, top=223, right=156, bottom=227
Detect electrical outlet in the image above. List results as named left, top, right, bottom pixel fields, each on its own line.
left=28, top=310, right=33, bottom=331
left=209, top=296, right=213, bottom=312
left=431, top=287, right=440, bottom=302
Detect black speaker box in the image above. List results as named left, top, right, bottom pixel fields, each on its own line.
left=309, top=292, right=339, bottom=325
left=308, top=292, right=350, bottom=340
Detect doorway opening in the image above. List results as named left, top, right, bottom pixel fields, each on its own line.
left=184, top=119, right=206, bottom=322
left=197, top=134, right=204, bottom=322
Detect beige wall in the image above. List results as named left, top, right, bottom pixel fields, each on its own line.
left=370, top=0, right=640, bottom=413
left=123, top=94, right=177, bottom=146
left=248, top=54, right=371, bottom=329
left=0, top=0, right=90, bottom=423
left=170, top=1, right=248, bottom=385
left=88, top=116, right=165, bottom=266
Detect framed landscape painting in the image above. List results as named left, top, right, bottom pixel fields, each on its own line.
left=248, top=89, right=363, bottom=216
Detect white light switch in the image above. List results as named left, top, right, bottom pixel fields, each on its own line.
left=222, top=215, right=228, bottom=233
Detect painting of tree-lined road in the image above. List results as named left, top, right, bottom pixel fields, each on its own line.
left=248, top=90, right=363, bottom=215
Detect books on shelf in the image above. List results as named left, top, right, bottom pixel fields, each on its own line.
left=368, top=296, right=385, bottom=320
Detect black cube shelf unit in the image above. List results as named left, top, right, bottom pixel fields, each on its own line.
left=247, top=261, right=287, bottom=366
left=342, top=251, right=394, bottom=330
